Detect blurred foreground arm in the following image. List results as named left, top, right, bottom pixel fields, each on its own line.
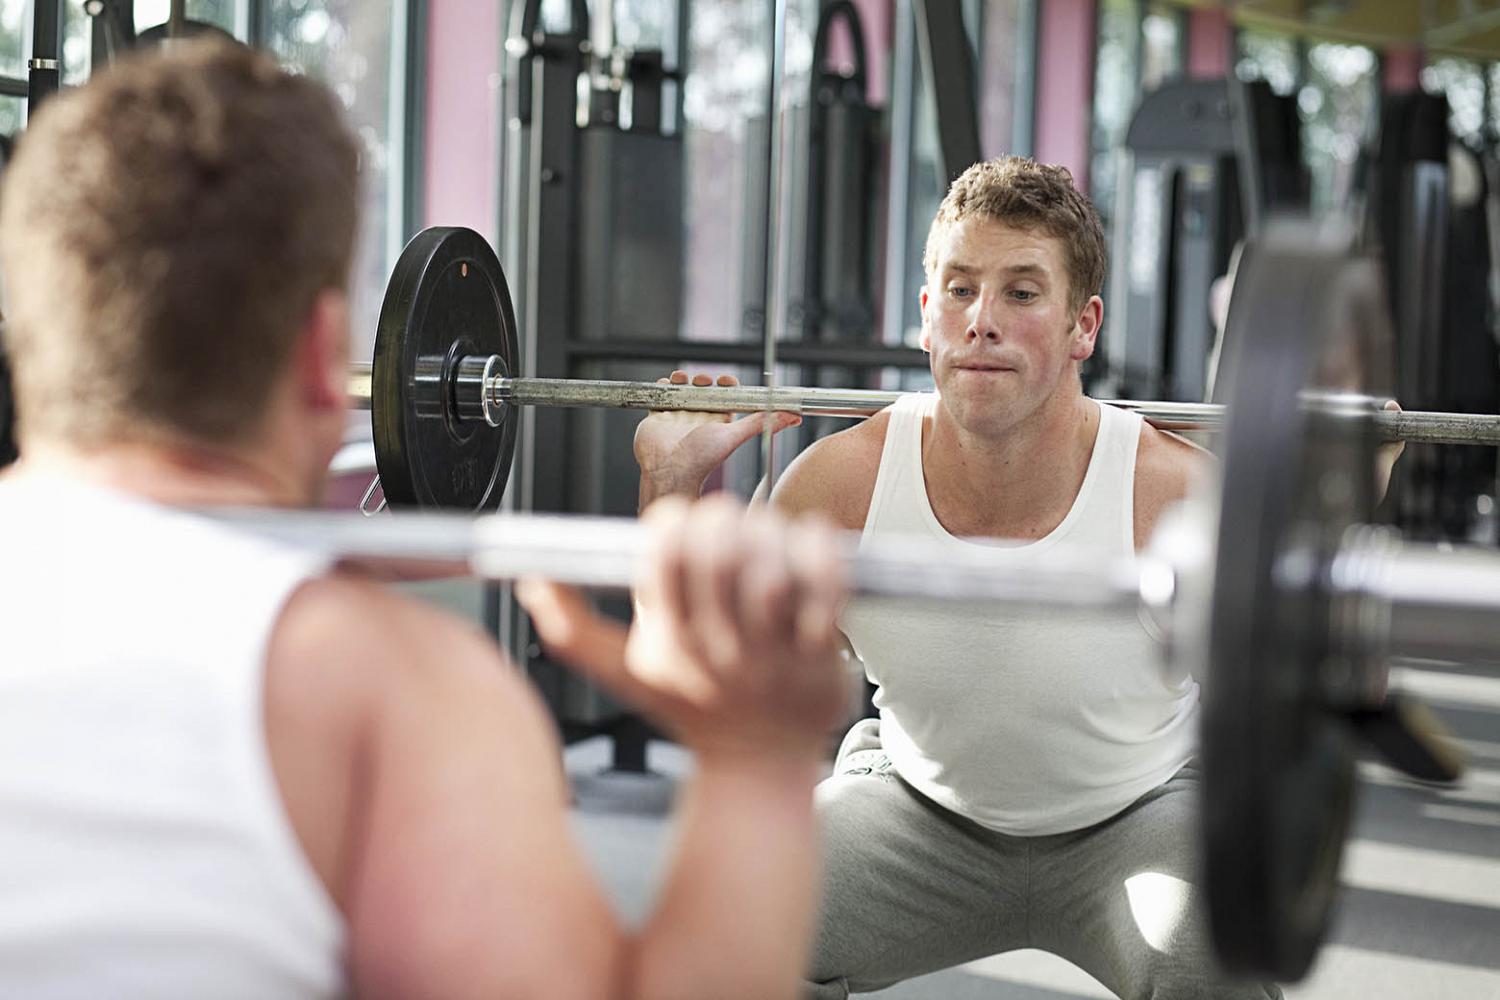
left=519, top=495, right=850, bottom=998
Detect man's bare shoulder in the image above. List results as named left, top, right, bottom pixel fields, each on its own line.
left=275, top=574, right=507, bottom=678
left=263, top=573, right=553, bottom=906
left=771, top=408, right=892, bottom=530
left=1132, top=421, right=1215, bottom=546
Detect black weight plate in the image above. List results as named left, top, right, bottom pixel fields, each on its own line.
left=1204, top=220, right=1393, bottom=980
left=372, top=227, right=519, bottom=511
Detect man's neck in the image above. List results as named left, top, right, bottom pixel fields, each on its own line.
left=922, top=385, right=1099, bottom=540
left=13, top=437, right=313, bottom=509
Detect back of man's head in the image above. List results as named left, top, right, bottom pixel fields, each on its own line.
left=0, top=38, right=359, bottom=448
left=924, top=156, right=1106, bottom=314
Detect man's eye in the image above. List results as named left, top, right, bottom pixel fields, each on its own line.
left=947, top=285, right=973, bottom=298
left=1011, top=289, right=1038, bottom=302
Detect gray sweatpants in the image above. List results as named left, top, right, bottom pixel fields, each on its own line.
left=806, top=719, right=1283, bottom=1000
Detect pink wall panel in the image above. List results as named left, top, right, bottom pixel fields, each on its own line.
left=822, top=0, right=893, bottom=104
left=1384, top=45, right=1424, bottom=93
left=421, top=0, right=503, bottom=244
left=1186, top=6, right=1231, bottom=79
left=1033, top=0, right=1097, bottom=190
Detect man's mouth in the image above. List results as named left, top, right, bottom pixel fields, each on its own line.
left=953, top=361, right=1016, bottom=372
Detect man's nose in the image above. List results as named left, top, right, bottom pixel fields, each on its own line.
left=965, top=292, right=1001, bottom=342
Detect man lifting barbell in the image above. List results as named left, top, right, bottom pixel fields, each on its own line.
left=0, top=40, right=852, bottom=999
left=636, top=157, right=1290, bottom=999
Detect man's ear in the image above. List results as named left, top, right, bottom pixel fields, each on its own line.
left=1069, top=295, right=1103, bottom=363
left=295, top=288, right=351, bottom=411
left=918, top=286, right=932, bottom=352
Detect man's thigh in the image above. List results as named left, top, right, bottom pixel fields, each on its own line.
left=1034, top=763, right=1282, bottom=1000
left=808, top=720, right=1028, bottom=997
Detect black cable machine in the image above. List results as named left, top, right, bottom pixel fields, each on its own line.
left=1105, top=77, right=1306, bottom=403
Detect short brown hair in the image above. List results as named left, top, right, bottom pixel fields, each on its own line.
left=924, top=156, right=1106, bottom=313
left=0, top=38, right=359, bottom=446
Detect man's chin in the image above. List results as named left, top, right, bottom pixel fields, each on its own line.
left=939, top=391, right=1026, bottom=435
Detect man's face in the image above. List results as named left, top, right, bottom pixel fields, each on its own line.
left=919, top=217, right=1099, bottom=436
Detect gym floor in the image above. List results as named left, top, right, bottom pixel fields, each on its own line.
left=565, top=659, right=1500, bottom=999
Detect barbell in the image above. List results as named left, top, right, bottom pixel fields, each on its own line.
left=222, top=218, right=1497, bottom=982
left=350, top=225, right=1500, bottom=513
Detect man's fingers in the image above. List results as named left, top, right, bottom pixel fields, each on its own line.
left=638, top=497, right=704, bottom=666
left=1380, top=399, right=1406, bottom=460
left=720, top=410, right=801, bottom=448
left=788, top=515, right=847, bottom=658
left=737, top=513, right=797, bottom=646
left=516, top=580, right=629, bottom=674
left=765, top=411, right=802, bottom=433
left=681, top=497, right=747, bottom=671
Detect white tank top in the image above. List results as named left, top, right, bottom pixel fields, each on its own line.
left=0, top=474, right=346, bottom=998
left=841, top=394, right=1199, bottom=835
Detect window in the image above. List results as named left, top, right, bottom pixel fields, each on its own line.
left=262, top=1, right=414, bottom=360
left=1088, top=0, right=1183, bottom=315
left=1237, top=31, right=1376, bottom=214
left=1089, top=0, right=1138, bottom=233
left=978, top=0, right=1032, bottom=160
left=0, top=0, right=22, bottom=138
left=61, top=0, right=242, bottom=86
left=1301, top=42, right=1377, bottom=211
left=1424, top=57, right=1486, bottom=144
left=1235, top=28, right=1298, bottom=96
left=1139, top=4, right=1182, bottom=93
left=679, top=0, right=817, bottom=347
left=0, top=0, right=28, bottom=79
left=887, top=0, right=1032, bottom=354
left=45, top=1, right=413, bottom=361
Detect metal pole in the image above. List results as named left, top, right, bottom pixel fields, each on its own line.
left=345, top=362, right=1500, bottom=446
left=27, top=0, right=61, bottom=118
left=760, top=0, right=792, bottom=492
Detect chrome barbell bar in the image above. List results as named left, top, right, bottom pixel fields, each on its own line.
left=344, top=361, right=1500, bottom=446
left=214, top=507, right=1145, bottom=610
left=214, top=504, right=1500, bottom=698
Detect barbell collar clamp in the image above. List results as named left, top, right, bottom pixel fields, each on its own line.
left=1339, top=528, right=1500, bottom=667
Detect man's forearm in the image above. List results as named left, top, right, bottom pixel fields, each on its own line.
left=628, top=752, right=824, bottom=1000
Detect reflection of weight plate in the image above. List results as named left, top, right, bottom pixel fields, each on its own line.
left=1204, top=221, right=1393, bottom=980
left=372, top=227, right=518, bottom=511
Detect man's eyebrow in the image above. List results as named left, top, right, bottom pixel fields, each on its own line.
left=940, top=261, right=1051, bottom=277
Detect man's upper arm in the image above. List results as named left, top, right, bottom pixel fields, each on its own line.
left=1133, top=426, right=1215, bottom=549
left=767, top=417, right=884, bottom=530
left=312, top=586, right=624, bottom=1000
